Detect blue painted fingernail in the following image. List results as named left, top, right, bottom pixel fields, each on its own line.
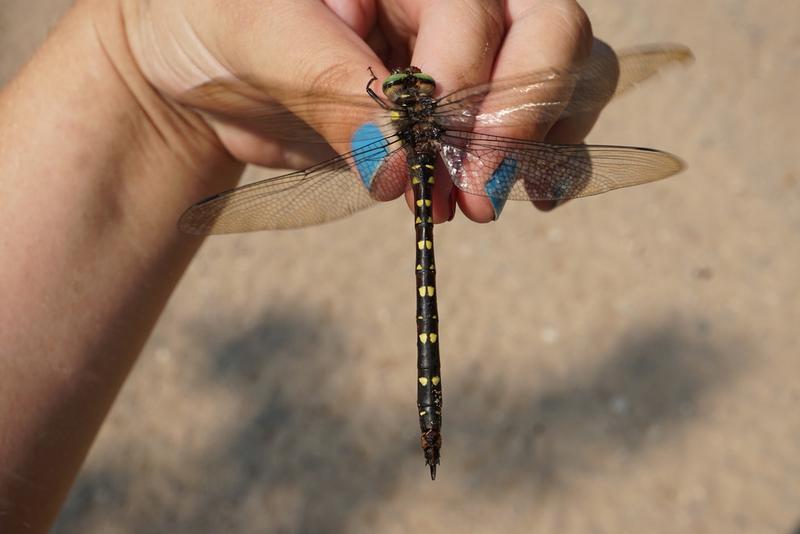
left=484, top=157, right=517, bottom=220
left=351, top=122, right=389, bottom=189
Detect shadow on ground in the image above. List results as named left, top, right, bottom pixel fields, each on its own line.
left=451, top=316, right=740, bottom=493
left=55, top=310, right=746, bottom=532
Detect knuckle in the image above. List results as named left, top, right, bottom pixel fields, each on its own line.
left=560, top=1, right=594, bottom=57
left=538, top=0, right=595, bottom=60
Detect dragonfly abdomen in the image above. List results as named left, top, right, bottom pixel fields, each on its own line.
left=410, top=151, right=443, bottom=480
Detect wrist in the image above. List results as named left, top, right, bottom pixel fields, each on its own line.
left=0, top=3, right=242, bottom=529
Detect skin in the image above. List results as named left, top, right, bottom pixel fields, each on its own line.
left=0, top=0, right=603, bottom=530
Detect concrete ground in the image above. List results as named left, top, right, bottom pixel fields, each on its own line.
left=3, top=1, right=798, bottom=532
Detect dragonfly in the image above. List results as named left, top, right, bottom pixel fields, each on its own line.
left=179, top=43, right=693, bottom=480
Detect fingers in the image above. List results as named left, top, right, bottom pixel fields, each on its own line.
left=406, top=0, right=507, bottom=221
left=410, top=1, right=507, bottom=91
left=451, top=0, right=594, bottom=221
left=210, top=120, right=338, bottom=169
left=495, top=0, right=593, bottom=83
left=536, top=38, right=617, bottom=211
left=227, top=2, right=384, bottom=153
left=323, top=0, right=378, bottom=38
left=402, top=166, right=455, bottom=224
left=544, top=39, right=618, bottom=144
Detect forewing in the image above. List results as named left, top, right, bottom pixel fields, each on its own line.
left=179, top=76, right=392, bottom=143
left=435, top=43, right=693, bottom=132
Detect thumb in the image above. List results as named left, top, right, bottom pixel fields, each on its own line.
left=129, top=0, right=387, bottom=154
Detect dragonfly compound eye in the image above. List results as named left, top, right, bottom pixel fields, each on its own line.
left=382, top=69, right=437, bottom=102
left=413, top=72, right=436, bottom=96
left=382, top=72, right=410, bottom=102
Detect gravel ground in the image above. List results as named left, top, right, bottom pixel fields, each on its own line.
left=3, top=1, right=798, bottom=533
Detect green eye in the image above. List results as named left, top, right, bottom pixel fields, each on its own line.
left=382, top=73, right=408, bottom=90
left=413, top=73, right=436, bottom=86
left=413, top=72, right=436, bottom=96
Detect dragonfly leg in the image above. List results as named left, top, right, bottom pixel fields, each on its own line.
left=366, top=67, right=390, bottom=110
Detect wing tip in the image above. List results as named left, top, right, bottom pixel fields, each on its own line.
left=644, top=148, right=688, bottom=181
left=660, top=148, right=688, bottom=176
left=650, top=43, right=695, bottom=66
left=668, top=44, right=695, bottom=66
left=619, top=42, right=695, bottom=68
left=672, top=153, right=688, bottom=174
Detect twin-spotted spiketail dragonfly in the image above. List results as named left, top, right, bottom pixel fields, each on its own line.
left=179, top=43, right=693, bottom=479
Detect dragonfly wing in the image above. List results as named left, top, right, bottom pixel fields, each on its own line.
left=435, top=43, right=693, bottom=132
left=440, top=131, right=684, bottom=202
left=179, top=138, right=408, bottom=234
left=561, top=43, right=694, bottom=118
left=434, top=69, right=576, bottom=133
left=180, top=76, right=392, bottom=143
left=613, top=43, right=694, bottom=98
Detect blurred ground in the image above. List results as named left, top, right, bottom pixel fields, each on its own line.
left=3, top=1, right=799, bottom=533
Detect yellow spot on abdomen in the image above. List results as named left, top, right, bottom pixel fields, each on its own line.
left=419, top=377, right=428, bottom=386
left=430, top=333, right=438, bottom=343
left=419, top=333, right=428, bottom=343
left=431, top=376, right=440, bottom=386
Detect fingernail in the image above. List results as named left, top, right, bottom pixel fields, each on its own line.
left=485, top=157, right=517, bottom=220
left=350, top=122, right=388, bottom=189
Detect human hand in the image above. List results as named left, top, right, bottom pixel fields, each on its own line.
left=122, top=0, right=604, bottom=223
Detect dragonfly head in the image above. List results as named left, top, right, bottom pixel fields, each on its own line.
left=382, top=66, right=436, bottom=104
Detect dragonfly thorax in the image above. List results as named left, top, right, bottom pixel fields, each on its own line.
left=382, top=67, right=442, bottom=151
left=382, top=66, right=436, bottom=105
